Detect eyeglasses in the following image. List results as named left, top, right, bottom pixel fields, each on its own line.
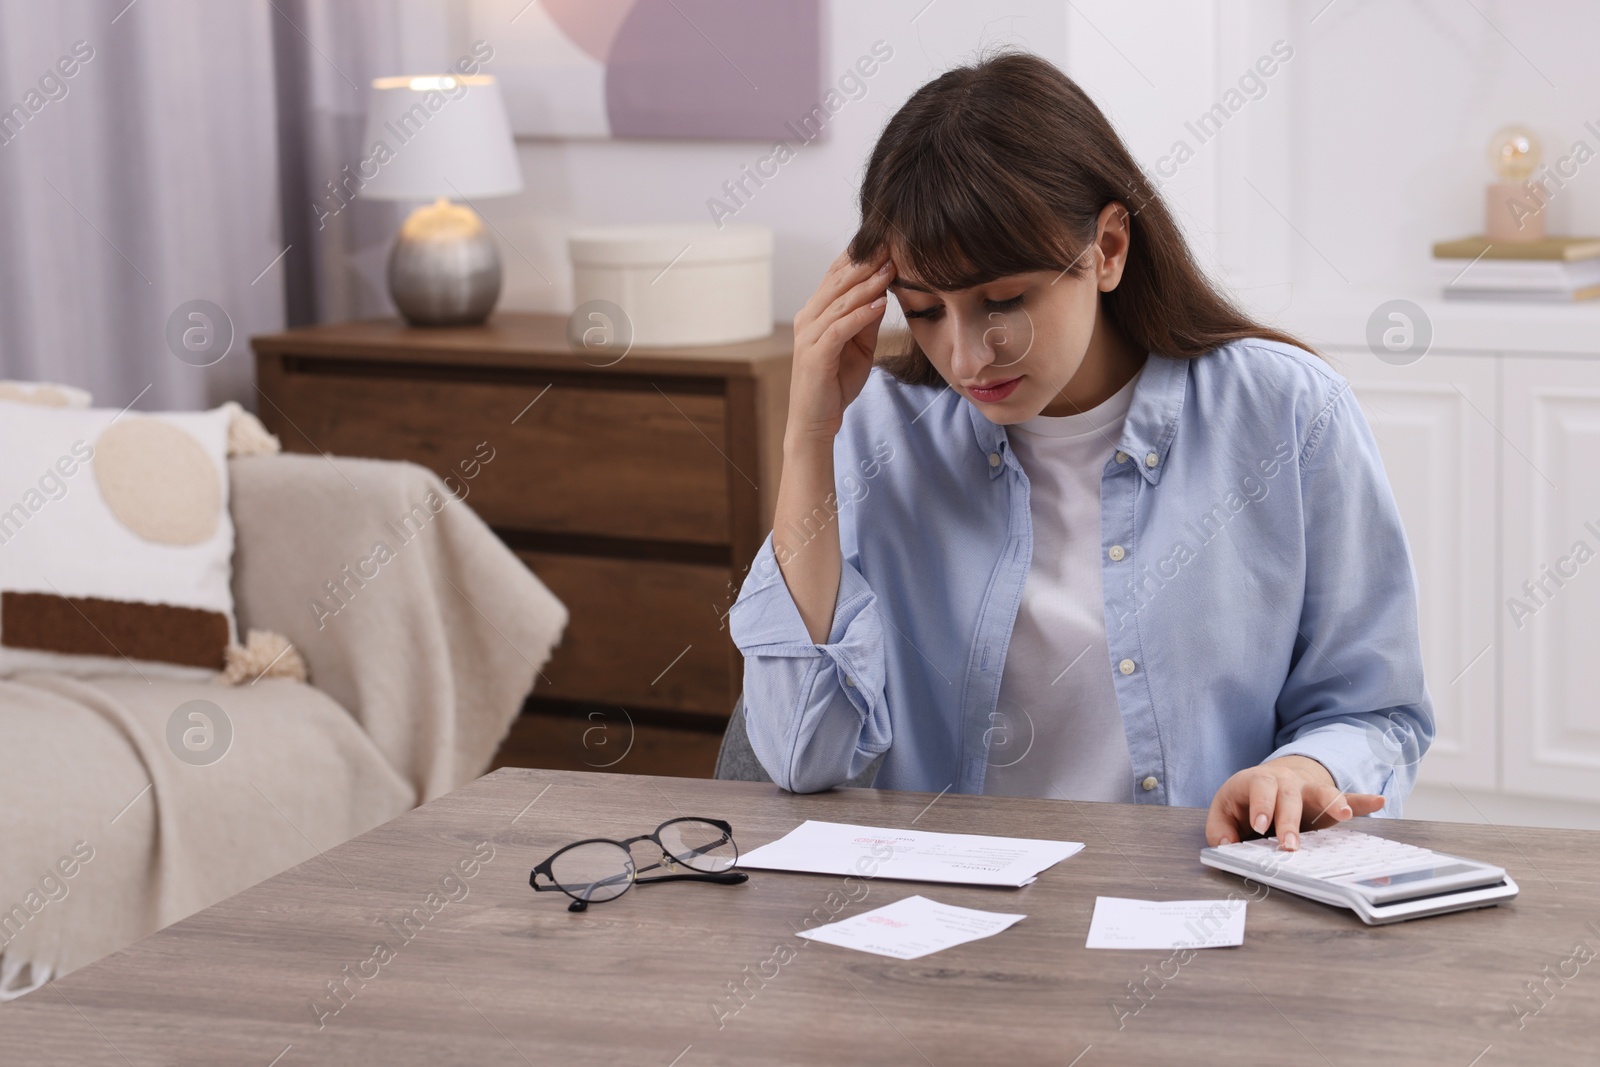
left=529, top=817, right=748, bottom=912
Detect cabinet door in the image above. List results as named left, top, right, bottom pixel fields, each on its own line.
left=1334, top=348, right=1498, bottom=790
left=1502, top=358, right=1600, bottom=801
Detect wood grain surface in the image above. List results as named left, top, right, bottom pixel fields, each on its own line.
left=255, top=368, right=733, bottom=545
left=513, top=551, right=733, bottom=715
left=252, top=313, right=797, bottom=376
left=5, top=769, right=1599, bottom=1066
left=490, top=711, right=723, bottom=779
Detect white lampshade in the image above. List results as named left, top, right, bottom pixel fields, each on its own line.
left=358, top=74, right=523, bottom=201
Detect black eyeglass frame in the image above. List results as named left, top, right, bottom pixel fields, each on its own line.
left=529, top=816, right=748, bottom=911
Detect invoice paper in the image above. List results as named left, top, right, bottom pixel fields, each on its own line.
left=796, top=894, right=1027, bottom=960
left=1084, top=896, right=1247, bottom=950
left=736, top=820, right=1083, bottom=887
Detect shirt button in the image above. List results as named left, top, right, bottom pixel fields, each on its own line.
left=844, top=676, right=855, bottom=687
left=1108, top=545, right=1125, bottom=562
left=988, top=452, right=1001, bottom=468
left=1145, top=452, right=1159, bottom=467
left=1141, top=776, right=1159, bottom=791
left=1118, top=658, right=1137, bottom=675
left=1114, top=450, right=1128, bottom=463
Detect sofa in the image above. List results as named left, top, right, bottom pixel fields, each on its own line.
left=0, top=452, right=567, bottom=998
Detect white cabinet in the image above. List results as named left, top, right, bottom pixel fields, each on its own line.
left=1279, top=296, right=1600, bottom=825
left=1501, top=358, right=1600, bottom=802
left=1333, top=346, right=1600, bottom=808
left=1335, top=349, right=1499, bottom=790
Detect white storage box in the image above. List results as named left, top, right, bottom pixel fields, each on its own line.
left=568, top=223, right=773, bottom=347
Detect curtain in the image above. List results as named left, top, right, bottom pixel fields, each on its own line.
left=270, top=0, right=465, bottom=327
left=0, top=0, right=282, bottom=411
left=0, top=0, right=464, bottom=410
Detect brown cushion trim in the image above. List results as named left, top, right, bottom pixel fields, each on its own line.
left=1, top=590, right=228, bottom=670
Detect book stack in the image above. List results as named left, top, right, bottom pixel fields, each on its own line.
left=1432, top=236, right=1600, bottom=302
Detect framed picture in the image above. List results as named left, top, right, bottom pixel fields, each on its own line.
left=471, top=0, right=824, bottom=141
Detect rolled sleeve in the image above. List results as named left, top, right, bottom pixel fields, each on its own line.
left=1268, top=385, right=1435, bottom=816
left=728, top=535, right=891, bottom=792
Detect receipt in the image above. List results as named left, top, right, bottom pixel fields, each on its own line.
left=736, top=820, right=1083, bottom=887
left=797, top=895, right=1027, bottom=960
left=1085, top=896, right=1246, bottom=950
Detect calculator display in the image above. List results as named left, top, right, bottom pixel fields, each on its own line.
left=1354, top=863, right=1479, bottom=888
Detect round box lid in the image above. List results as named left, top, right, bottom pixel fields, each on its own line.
left=568, top=223, right=772, bottom=267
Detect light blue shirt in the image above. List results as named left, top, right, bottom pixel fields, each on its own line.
left=728, top=338, right=1434, bottom=813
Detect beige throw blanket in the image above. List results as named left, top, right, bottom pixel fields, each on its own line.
left=0, top=454, right=567, bottom=996
left=231, top=454, right=567, bottom=802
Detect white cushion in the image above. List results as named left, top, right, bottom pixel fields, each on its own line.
left=0, top=400, right=238, bottom=679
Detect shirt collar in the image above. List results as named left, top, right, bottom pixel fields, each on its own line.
left=1116, top=353, right=1188, bottom=485
left=965, top=353, right=1189, bottom=484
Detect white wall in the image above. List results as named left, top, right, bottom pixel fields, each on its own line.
left=441, top=0, right=1600, bottom=334
left=464, top=0, right=1066, bottom=326
left=1286, top=0, right=1600, bottom=306
left=470, top=0, right=1288, bottom=325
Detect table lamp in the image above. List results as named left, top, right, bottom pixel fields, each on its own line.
left=1485, top=124, right=1542, bottom=242
left=358, top=74, right=523, bottom=326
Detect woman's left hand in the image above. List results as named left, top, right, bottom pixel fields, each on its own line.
left=1204, top=755, right=1385, bottom=849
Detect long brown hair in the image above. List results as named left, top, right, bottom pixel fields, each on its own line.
left=848, top=49, right=1317, bottom=386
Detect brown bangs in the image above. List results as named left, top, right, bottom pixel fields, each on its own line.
left=844, top=49, right=1319, bottom=389
left=853, top=146, right=1092, bottom=294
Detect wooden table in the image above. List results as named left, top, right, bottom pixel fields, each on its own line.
left=5, top=769, right=1599, bottom=1065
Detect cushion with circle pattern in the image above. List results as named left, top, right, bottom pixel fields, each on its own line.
left=0, top=399, right=238, bottom=678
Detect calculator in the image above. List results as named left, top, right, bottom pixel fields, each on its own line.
left=1200, top=827, right=1518, bottom=925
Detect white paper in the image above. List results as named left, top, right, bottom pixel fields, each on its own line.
left=796, top=894, right=1027, bottom=960
left=1085, top=896, right=1246, bottom=950
left=736, top=820, right=1083, bottom=888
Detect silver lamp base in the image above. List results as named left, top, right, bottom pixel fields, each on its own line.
left=387, top=198, right=502, bottom=327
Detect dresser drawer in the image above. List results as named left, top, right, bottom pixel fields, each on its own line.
left=260, top=369, right=731, bottom=544
left=520, top=551, right=735, bottom=716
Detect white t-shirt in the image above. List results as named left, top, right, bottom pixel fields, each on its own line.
left=983, top=372, right=1140, bottom=802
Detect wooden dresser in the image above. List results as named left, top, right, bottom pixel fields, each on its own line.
left=251, top=313, right=792, bottom=776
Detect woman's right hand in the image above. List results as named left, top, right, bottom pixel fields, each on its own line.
left=787, top=244, right=895, bottom=445
left=772, top=245, right=893, bottom=642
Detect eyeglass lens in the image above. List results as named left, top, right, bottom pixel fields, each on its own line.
left=660, top=819, right=737, bottom=873
left=549, top=841, right=634, bottom=903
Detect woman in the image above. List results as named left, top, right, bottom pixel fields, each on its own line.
left=727, top=51, right=1432, bottom=849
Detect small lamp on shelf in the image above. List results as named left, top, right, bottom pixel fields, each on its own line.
left=1485, top=124, right=1542, bottom=243
left=358, top=74, right=524, bottom=326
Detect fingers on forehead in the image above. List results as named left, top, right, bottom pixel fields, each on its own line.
left=858, top=242, right=893, bottom=265
left=839, top=244, right=890, bottom=272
